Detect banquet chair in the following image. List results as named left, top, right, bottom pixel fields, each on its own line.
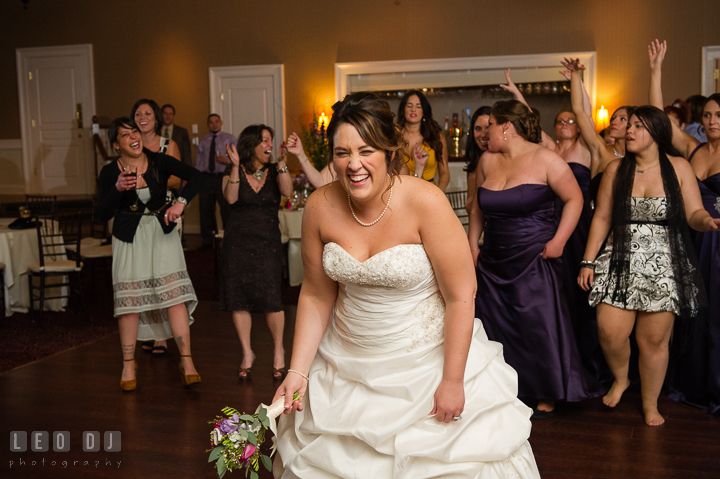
left=25, top=195, right=58, bottom=218
left=27, top=213, right=86, bottom=320
left=445, top=190, right=469, bottom=226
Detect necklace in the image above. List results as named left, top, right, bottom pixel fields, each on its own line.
left=348, top=184, right=393, bottom=227
left=613, top=146, right=623, bottom=158
left=636, top=161, right=659, bottom=173
left=252, top=169, right=265, bottom=180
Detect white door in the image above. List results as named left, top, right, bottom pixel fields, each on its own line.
left=16, top=44, right=96, bottom=194
left=209, top=65, right=285, bottom=157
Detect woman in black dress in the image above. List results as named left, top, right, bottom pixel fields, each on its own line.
left=220, top=124, right=292, bottom=380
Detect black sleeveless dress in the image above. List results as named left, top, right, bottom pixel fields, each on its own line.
left=219, top=167, right=283, bottom=313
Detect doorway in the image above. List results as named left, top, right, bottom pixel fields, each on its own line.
left=16, top=44, right=96, bottom=195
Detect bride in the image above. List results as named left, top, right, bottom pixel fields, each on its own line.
left=272, top=92, right=540, bottom=478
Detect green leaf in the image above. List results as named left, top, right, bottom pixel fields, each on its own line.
left=239, top=414, right=254, bottom=421
left=261, top=417, right=270, bottom=429
left=208, top=446, right=224, bottom=462
left=292, top=391, right=300, bottom=401
left=237, top=429, right=249, bottom=439
left=247, top=432, right=257, bottom=446
left=261, top=454, right=272, bottom=472
left=217, top=455, right=227, bottom=478
left=258, top=407, right=268, bottom=422
left=250, top=470, right=258, bottom=479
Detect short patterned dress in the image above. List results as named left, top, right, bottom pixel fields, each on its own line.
left=589, top=197, right=697, bottom=314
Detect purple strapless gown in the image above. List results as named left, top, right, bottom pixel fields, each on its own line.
left=559, top=165, right=612, bottom=385
left=475, top=184, right=604, bottom=402
left=668, top=172, right=720, bottom=415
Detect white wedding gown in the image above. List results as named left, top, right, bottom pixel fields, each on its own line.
left=274, top=243, right=540, bottom=479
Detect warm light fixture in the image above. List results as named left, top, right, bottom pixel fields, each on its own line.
left=318, top=112, right=329, bottom=130
left=596, top=105, right=608, bottom=130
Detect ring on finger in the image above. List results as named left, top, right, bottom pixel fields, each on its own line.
left=452, top=415, right=462, bottom=421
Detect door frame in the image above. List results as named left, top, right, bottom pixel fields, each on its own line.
left=16, top=43, right=96, bottom=194
left=208, top=64, right=285, bottom=147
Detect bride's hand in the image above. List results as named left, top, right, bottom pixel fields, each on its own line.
left=430, top=379, right=465, bottom=423
left=273, top=372, right=307, bottom=415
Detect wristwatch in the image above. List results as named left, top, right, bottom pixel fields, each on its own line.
left=176, top=196, right=188, bottom=205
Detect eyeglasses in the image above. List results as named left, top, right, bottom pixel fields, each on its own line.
left=556, top=119, right=576, bottom=125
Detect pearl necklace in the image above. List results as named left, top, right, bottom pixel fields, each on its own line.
left=348, top=184, right=393, bottom=227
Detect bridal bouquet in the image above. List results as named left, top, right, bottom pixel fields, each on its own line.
left=207, top=394, right=298, bottom=478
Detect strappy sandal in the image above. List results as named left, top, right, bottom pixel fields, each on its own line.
left=120, top=359, right=137, bottom=391
left=152, top=345, right=167, bottom=355
left=179, top=355, right=201, bottom=386
left=239, top=367, right=252, bottom=381
left=272, top=368, right=287, bottom=380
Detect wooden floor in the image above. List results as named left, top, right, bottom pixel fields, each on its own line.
left=1, top=299, right=718, bottom=478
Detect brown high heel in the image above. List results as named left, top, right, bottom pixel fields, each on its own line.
left=179, top=355, right=201, bottom=386
left=120, top=358, right=137, bottom=391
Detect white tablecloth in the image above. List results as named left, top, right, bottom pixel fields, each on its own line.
left=278, top=209, right=304, bottom=286
left=0, top=218, right=65, bottom=316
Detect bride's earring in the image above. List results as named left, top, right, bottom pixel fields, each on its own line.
left=503, top=130, right=507, bottom=141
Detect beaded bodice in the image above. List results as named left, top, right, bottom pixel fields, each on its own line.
left=322, top=242, right=445, bottom=354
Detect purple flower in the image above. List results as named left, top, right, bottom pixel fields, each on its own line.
left=218, top=414, right=240, bottom=434
left=240, top=443, right=256, bottom=461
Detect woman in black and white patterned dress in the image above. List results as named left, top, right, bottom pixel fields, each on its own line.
left=577, top=104, right=720, bottom=426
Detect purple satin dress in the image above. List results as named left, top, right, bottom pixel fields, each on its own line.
left=475, top=184, right=603, bottom=402
left=668, top=166, right=720, bottom=415
left=560, top=165, right=612, bottom=385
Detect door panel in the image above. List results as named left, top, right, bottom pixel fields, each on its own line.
left=17, top=45, right=95, bottom=194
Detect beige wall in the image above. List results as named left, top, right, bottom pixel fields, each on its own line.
left=2, top=0, right=719, bottom=147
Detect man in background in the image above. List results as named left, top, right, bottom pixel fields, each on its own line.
left=196, top=114, right=235, bottom=250
left=161, top=104, right=192, bottom=167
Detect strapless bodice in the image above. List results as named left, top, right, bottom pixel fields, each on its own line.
left=568, top=163, right=591, bottom=195
left=322, top=242, right=444, bottom=354
left=698, top=172, right=720, bottom=219
left=477, top=184, right=558, bottom=247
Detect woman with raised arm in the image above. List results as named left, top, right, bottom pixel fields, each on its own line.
left=578, top=104, right=719, bottom=426
left=285, top=131, right=336, bottom=188
left=464, top=106, right=492, bottom=215
left=272, top=92, right=540, bottom=477
left=397, top=90, right=450, bottom=191
left=220, top=125, right=292, bottom=380
left=469, top=99, right=603, bottom=419
left=648, top=39, right=720, bottom=415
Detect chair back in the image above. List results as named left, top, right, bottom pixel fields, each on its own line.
left=445, top=190, right=469, bottom=226
left=25, top=195, right=58, bottom=217
left=34, top=213, right=83, bottom=269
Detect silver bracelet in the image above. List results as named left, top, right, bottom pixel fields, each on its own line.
left=288, top=369, right=309, bottom=381
left=580, top=260, right=596, bottom=270
left=277, top=165, right=289, bottom=174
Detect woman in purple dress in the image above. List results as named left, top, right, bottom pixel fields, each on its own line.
left=649, top=39, right=720, bottom=415
left=468, top=100, right=603, bottom=418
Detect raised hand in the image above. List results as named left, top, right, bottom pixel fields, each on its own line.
left=559, top=69, right=572, bottom=81
left=413, top=144, right=430, bottom=167
left=499, top=69, right=522, bottom=98
left=648, top=39, right=667, bottom=72
left=286, top=132, right=305, bottom=157
left=225, top=143, right=240, bottom=167
left=560, top=57, right=585, bottom=73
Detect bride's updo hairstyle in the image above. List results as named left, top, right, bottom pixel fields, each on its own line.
left=327, top=92, right=408, bottom=181
left=491, top=100, right=542, bottom=144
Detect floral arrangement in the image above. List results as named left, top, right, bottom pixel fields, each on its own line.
left=300, top=112, right=329, bottom=171
left=207, top=394, right=297, bottom=478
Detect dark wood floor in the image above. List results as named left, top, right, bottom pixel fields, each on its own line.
left=1, top=301, right=719, bottom=478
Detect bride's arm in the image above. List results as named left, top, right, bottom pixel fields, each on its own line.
left=273, top=190, right=338, bottom=412
left=418, top=182, right=477, bottom=423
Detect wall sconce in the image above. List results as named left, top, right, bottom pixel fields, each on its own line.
left=318, top=112, right=329, bottom=130
left=596, top=106, right=608, bottom=131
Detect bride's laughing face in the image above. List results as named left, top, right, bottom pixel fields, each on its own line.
left=332, top=123, right=389, bottom=203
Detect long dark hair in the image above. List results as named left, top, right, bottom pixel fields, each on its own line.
left=131, top=99, right=163, bottom=135
left=604, top=105, right=701, bottom=320
left=397, top=90, right=444, bottom=164
left=236, top=124, right=273, bottom=174
left=464, top=106, right=492, bottom=173
left=327, top=92, right=406, bottom=185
